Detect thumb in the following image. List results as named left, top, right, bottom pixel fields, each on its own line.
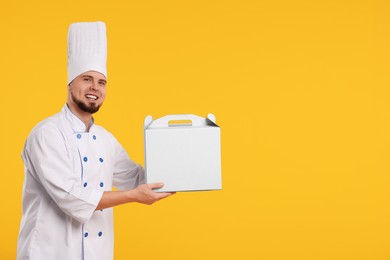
left=147, top=182, right=164, bottom=190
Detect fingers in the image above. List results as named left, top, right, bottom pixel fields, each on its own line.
left=147, top=182, right=164, bottom=190
left=143, top=183, right=176, bottom=203
left=157, top=192, right=176, bottom=200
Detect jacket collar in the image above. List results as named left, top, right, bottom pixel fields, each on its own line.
left=63, top=104, right=95, bottom=133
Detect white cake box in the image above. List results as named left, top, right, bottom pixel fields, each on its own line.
left=144, top=114, right=222, bottom=192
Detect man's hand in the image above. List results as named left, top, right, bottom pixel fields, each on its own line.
left=96, top=183, right=175, bottom=210
left=128, top=183, right=175, bottom=205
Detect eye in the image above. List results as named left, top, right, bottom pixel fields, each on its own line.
left=99, top=81, right=106, bottom=87
left=84, top=78, right=92, bottom=82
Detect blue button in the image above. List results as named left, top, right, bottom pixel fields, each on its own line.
left=83, top=157, right=88, bottom=162
left=98, top=231, right=103, bottom=237
left=99, top=158, right=104, bottom=163
left=83, top=182, right=87, bottom=187
left=84, top=232, right=88, bottom=238
left=77, top=134, right=82, bottom=139
left=100, top=182, right=104, bottom=187
left=93, top=135, right=97, bottom=140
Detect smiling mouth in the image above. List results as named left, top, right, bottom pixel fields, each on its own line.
left=86, top=94, right=98, bottom=101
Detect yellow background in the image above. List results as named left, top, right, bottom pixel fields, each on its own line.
left=0, top=0, right=389, bottom=259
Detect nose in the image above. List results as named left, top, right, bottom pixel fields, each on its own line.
left=90, top=81, right=99, bottom=91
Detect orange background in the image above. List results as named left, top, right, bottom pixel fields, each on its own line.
left=1, top=0, right=389, bottom=259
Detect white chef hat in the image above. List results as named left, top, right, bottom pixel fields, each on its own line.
left=67, top=21, right=107, bottom=84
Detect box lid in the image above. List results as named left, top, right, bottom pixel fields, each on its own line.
left=144, top=114, right=218, bottom=129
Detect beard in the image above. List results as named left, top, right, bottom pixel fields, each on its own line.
left=71, top=92, right=102, bottom=114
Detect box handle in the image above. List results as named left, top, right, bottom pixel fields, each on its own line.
left=157, top=114, right=205, bottom=127
left=168, top=119, right=192, bottom=127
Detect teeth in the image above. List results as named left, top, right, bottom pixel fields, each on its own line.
left=86, top=95, right=97, bottom=100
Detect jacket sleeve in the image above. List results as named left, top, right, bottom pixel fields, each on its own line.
left=111, top=135, right=145, bottom=191
left=23, top=125, right=104, bottom=224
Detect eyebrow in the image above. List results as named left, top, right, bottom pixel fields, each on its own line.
left=81, top=75, right=107, bottom=83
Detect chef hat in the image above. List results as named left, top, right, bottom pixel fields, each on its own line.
left=67, top=21, right=107, bottom=84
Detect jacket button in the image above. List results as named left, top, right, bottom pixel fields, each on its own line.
left=99, top=158, right=104, bottom=163
left=83, top=182, right=88, bottom=187
left=93, top=135, right=97, bottom=140
left=84, top=232, right=88, bottom=238
left=83, top=157, right=88, bottom=162
left=77, top=134, right=82, bottom=139
left=100, top=182, right=104, bottom=187
left=98, top=231, right=103, bottom=237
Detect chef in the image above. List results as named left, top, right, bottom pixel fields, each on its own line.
left=17, top=21, right=174, bottom=260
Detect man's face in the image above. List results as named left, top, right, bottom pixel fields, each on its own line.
left=67, top=71, right=107, bottom=114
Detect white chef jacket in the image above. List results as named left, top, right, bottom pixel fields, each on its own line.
left=17, top=104, right=144, bottom=260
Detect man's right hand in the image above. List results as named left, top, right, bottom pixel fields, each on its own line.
left=96, top=183, right=175, bottom=210
left=128, top=183, right=175, bottom=205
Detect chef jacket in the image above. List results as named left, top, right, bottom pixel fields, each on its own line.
left=17, top=104, right=145, bottom=260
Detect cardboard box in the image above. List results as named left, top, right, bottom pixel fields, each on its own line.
left=144, top=114, right=222, bottom=192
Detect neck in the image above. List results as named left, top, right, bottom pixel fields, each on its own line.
left=66, top=102, right=93, bottom=132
